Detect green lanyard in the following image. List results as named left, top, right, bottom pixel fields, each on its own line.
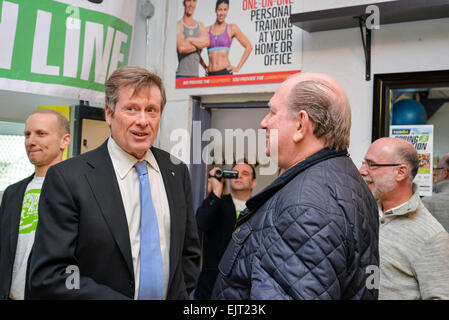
left=236, top=209, right=243, bottom=220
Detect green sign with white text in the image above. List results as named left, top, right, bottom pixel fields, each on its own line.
left=0, top=0, right=136, bottom=103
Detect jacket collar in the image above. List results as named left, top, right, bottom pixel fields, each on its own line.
left=107, top=137, right=160, bottom=180
left=380, top=183, right=420, bottom=218
left=238, top=147, right=349, bottom=225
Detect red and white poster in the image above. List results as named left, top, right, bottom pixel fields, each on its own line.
left=175, top=0, right=302, bottom=88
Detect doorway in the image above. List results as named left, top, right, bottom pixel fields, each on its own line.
left=189, top=99, right=278, bottom=212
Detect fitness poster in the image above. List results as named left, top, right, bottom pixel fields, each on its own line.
left=175, top=0, right=302, bottom=88
left=390, top=125, right=434, bottom=197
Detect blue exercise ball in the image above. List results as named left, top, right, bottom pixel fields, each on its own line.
left=392, top=99, right=427, bottom=125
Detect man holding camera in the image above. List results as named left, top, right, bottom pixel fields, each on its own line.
left=194, top=162, right=257, bottom=300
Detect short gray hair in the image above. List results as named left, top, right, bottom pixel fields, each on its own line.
left=285, top=79, right=351, bottom=150
left=395, top=143, right=419, bottom=180
left=104, top=66, right=166, bottom=114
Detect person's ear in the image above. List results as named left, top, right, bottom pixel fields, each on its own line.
left=105, top=106, right=113, bottom=126
left=251, top=178, right=257, bottom=190
left=394, top=164, right=409, bottom=182
left=443, top=168, right=449, bottom=180
left=292, top=110, right=309, bottom=143
left=60, top=133, right=71, bottom=151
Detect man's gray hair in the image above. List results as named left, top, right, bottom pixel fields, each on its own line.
left=285, top=78, right=351, bottom=150
left=104, top=66, right=166, bottom=114
left=395, top=143, right=419, bottom=180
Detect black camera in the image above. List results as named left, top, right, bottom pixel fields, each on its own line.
left=208, top=169, right=239, bottom=181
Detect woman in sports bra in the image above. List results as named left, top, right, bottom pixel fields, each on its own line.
left=206, top=0, right=252, bottom=76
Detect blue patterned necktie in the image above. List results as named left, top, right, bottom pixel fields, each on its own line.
left=134, top=161, right=164, bottom=300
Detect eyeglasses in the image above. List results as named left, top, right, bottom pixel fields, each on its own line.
left=362, top=161, right=401, bottom=169
left=435, top=167, right=448, bottom=171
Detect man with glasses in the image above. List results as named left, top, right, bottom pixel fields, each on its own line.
left=360, top=137, right=449, bottom=299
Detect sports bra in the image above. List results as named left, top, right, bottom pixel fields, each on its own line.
left=208, top=24, right=231, bottom=52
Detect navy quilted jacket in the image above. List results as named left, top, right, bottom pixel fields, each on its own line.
left=212, top=148, right=379, bottom=300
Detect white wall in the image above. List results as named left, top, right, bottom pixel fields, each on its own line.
left=0, top=90, right=79, bottom=123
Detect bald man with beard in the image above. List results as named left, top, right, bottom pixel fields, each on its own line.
left=360, top=137, right=449, bottom=300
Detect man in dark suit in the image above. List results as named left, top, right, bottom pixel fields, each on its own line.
left=29, top=66, right=201, bottom=299
left=0, top=110, right=71, bottom=300
left=194, top=162, right=256, bottom=300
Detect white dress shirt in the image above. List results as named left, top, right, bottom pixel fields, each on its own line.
left=107, top=137, right=170, bottom=299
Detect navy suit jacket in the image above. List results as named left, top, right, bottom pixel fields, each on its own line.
left=0, top=174, right=34, bottom=300
left=29, top=141, right=200, bottom=299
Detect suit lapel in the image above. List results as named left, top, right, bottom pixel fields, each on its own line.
left=83, top=142, right=134, bottom=278
left=8, top=175, right=34, bottom=261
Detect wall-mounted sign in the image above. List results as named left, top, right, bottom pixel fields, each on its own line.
left=390, top=125, right=434, bottom=197
left=175, top=0, right=302, bottom=88
left=0, top=0, right=136, bottom=104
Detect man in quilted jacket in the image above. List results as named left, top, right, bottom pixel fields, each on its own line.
left=212, top=72, right=379, bottom=299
